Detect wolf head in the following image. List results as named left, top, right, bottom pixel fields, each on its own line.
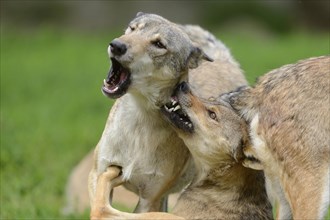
left=162, top=82, right=249, bottom=168
left=102, top=12, right=212, bottom=107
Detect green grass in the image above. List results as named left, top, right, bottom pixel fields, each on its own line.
left=1, top=27, right=329, bottom=219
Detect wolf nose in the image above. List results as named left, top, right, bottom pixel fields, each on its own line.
left=178, top=82, right=190, bottom=93
left=109, top=40, right=127, bottom=56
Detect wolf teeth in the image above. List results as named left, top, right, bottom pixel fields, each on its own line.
left=164, top=105, right=175, bottom=112
left=173, top=105, right=181, bottom=111
left=164, top=101, right=182, bottom=113
left=104, top=79, right=111, bottom=87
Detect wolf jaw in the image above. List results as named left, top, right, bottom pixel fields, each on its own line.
left=102, top=58, right=131, bottom=99
left=161, top=97, right=194, bottom=133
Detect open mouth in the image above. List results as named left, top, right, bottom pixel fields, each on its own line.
left=161, top=97, right=194, bottom=133
left=102, top=58, right=131, bottom=99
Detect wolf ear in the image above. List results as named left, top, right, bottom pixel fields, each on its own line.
left=187, top=47, right=213, bottom=69
left=136, top=12, right=145, bottom=18
left=219, top=86, right=250, bottom=111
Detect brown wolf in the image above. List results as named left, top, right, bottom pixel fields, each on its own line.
left=225, top=56, right=330, bottom=219
left=90, top=80, right=272, bottom=219
left=83, top=12, right=247, bottom=214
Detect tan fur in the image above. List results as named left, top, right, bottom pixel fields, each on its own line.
left=62, top=12, right=247, bottom=215
left=229, top=56, right=330, bottom=219
left=90, top=81, right=272, bottom=219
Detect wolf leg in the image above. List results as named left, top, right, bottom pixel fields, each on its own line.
left=90, top=166, right=184, bottom=220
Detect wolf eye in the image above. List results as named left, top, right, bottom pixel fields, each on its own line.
left=207, top=109, right=217, bottom=120
left=125, top=26, right=136, bottom=34
left=152, top=40, right=166, bottom=49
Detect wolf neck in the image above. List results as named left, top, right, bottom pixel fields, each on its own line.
left=192, top=159, right=266, bottom=202
left=130, top=77, right=181, bottom=110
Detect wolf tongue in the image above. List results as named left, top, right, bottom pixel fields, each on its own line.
left=119, top=70, right=127, bottom=81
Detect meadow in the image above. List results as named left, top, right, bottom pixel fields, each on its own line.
left=1, top=27, right=329, bottom=219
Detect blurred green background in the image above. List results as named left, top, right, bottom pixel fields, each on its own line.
left=1, top=1, right=329, bottom=219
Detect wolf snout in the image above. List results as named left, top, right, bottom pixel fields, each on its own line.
left=109, top=39, right=127, bottom=56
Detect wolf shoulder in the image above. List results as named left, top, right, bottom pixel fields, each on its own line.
left=233, top=56, right=329, bottom=117
left=234, top=56, right=330, bottom=155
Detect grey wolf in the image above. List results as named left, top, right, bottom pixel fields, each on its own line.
left=90, top=81, right=272, bottom=219
left=223, top=56, right=329, bottom=219
left=65, top=12, right=247, bottom=214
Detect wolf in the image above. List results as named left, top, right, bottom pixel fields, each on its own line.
left=65, top=12, right=247, bottom=214
left=221, top=56, right=329, bottom=219
left=89, top=81, right=273, bottom=219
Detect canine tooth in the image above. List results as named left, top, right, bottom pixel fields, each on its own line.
left=169, top=107, right=174, bottom=112
left=173, top=105, right=181, bottom=111
left=103, top=79, right=110, bottom=86
left=164, top=105, right=169, bottom=111
left=172, top=100, right=177, bottom=106
left=188, top=123, right=192, bottom=128
left=185, top=122, right=188, bottom=125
